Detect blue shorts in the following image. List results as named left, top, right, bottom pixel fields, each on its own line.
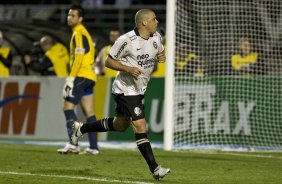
left=65, top=77, right=95, bottom=105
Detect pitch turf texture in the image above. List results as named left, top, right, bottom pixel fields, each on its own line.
left=0, top=143, right=282, bottom=184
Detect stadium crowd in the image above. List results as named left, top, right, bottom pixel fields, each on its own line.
left=1, top=0, right=281, bottom=77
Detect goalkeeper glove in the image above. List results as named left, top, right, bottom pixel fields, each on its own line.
left=63, top=77, right=75, bottom=98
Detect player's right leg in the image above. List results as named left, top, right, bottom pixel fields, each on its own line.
left=71, top=116, right=130, bottom=145
left=71, top=93, right=132, bottom=144
left=57, top=101, right=80, bottom=154
left=58, top=77, right=85, bottom=154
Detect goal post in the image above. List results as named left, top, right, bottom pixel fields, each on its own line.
left=164, top=0, right=282, bottom=151
left=164, top=0, right=176, bottom=151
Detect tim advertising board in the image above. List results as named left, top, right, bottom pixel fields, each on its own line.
left=0, top=77, right=66, bottom=140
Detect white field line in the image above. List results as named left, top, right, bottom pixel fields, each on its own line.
left=0, top=171, right=154, bottom=184
left=191, top=151, right=282, bottom=159
left=220, top=152, right=282, bottom=159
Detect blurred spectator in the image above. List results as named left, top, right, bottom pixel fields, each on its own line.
left=152, top=27, right=166, bottom=77
left=95, top=28, right=121, bottom=77
left=175, top=45, right=204, bottom=77
left=24, top=35, right=69, bottom=77
left=231, top=37, right=258, bottom=76
left=0, top=30, right=12, bottom=77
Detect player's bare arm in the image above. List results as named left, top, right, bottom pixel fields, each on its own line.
left=105, top=56, right=143, bottom=78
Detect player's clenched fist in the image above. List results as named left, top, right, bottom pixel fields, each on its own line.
left=156, top=52, right=165, bottom=62
left=63, top=77, right=75, bottom=98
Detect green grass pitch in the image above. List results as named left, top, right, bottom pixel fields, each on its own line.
left=0, top=143, right=282, bottom=184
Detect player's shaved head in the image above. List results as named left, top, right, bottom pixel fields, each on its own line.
left=135, top=9, right=154, bottom=28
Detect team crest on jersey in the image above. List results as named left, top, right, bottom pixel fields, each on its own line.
left=153, top=41, right=158, bottom=49
left=134, top=107, right=142, bottom=116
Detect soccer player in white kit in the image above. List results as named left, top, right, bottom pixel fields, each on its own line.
left=71, top=9, right=170, bottom=180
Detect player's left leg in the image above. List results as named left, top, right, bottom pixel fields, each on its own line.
left=131, top=118, right=158, bottom=172
left=127, top=94, right=170, bottom=179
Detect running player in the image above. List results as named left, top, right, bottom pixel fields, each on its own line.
left=71, top=9, right=170, bottom=179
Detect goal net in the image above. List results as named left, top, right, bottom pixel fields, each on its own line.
left=165, top=0, right=282, bottom=151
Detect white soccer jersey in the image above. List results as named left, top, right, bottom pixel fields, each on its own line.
left=109, top=28, right=164, bottom=96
